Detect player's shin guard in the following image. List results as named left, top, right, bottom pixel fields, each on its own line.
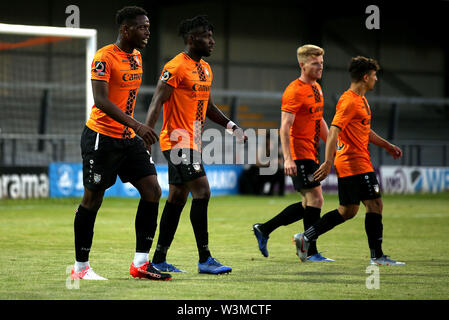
left=74, top=205, right=98, bottom=262
left=304, top=209, right=345, bottom=241
left=135, top=200, right=159, bottom=254
left=303, top=206, right=321, bottom=255
left=365, top=212, right=384, bottom=259
left=260, top=202, right=304, bottom=236
left=152, top=201, right=184, bottom=264
left=190, top=198, right=211, bottom=263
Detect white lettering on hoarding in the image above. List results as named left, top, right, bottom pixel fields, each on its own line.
left=0, top=173, right=49, bottom=199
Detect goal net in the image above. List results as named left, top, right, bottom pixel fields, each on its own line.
left=0, top=23, right=96, bottom=166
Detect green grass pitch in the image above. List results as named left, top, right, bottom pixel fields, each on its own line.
left=0, top=193, right=448, bottom=300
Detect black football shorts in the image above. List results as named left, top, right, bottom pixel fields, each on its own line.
left=337, top=171, right=381, bottom=205
left=163, top=148, right=206, bottom=185
left=81, top=126, right=156, bottom=191
left=291, top=159, right=321, bottom=191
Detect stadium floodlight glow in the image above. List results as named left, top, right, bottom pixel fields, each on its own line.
left=0, top=23, right=97, bottom=121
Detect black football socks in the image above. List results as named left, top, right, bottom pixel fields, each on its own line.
left=152, top=201, right=185, bottom=264
left=74, top=205, right=98, bottom=262
left=135, top=200, right=159, bottom=254
left=304, top=209, right=345, bottom=241
left=190, top=198, right=211, bottom=263
left=303, top=206, right=321, bottom=256
left=258, top=202, right=305, bottom=236
left=365, top=212, right=384, bottom=259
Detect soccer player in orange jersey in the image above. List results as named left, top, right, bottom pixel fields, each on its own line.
left=71, top=7, right=171, bottom=281
left=294, top=56, right=405, bottom=266
left=252, top=45, right=334, bottom=261
left=145, top=15, right=245, bottom=274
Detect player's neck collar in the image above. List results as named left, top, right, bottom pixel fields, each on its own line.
left=183, top=50, right=202, bottom=63
left=349, top=88, right=366, bottom=97
left=114, top=43, right=135, bottom=55
left=298, top=77, right=317, bottom=86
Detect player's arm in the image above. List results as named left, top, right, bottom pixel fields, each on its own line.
left=280, top=111, right=297, bottom=176
left=369, top=129, right=402, bottom=159
left=320, top=118, right=329, bottom=143
left=206, top=93, right=247, bottom=142
left=91, top=80, right=158, bottom=145
left=313, top=124, right=340, bottom=181
left=145, top=79, right=173, bottom=129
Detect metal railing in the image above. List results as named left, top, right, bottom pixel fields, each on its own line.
left=1, top=134, right=448, bottom=168
left=0, top=134, right=80, bottom=166
left=1, top=85, right=448, bottom=168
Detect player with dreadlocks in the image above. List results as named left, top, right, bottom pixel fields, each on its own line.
left=145, top=15, right=246, bottom=274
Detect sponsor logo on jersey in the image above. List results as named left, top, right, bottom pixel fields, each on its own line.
left=94, top=61, right=106, bottom=76
left=122, top=73, right=143, bottom=81
left=160, top=69, right=172, bottom=82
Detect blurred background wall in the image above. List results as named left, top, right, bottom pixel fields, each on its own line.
left=1, top=0, right=448, bottom=168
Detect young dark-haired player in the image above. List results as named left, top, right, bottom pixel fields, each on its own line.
left=145, top=15, right=246, bottom=274
left=252, top=44, right=334, bottom=262
left=294, top=56, right=405, bottom=266
left=71, top=6, right=172, bottom=281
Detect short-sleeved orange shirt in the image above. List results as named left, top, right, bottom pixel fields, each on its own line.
left=86, top=44, right=143, bottom=139
left=331, top=89, right=373, bottom=178
left=281, top=79, right=324, bottom=163
left=159, top=52, right=213, bottom=152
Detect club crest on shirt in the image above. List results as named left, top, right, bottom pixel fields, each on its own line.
left=134, top=56, right=141, bottom=66
left=337, top=140, right=345, bottom=151
left=204, top=67, right=210, bottom=77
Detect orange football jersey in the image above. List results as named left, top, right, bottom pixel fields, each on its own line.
left=159, top=52, right=213, bottom=152
left=86, top=44, right=143, bottom=139
left=331, top=89, right=373, bottom=177
left=281, top=79, right=324, bottom=163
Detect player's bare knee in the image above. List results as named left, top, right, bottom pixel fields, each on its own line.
left=338, top=205, right=359, bottom=220
left=81, top=188, right=104, bottom=211
left=304, top=187, right=324, bottom=208
left=194, top=188, right=210, bottom=200
left=168, top=186, right=189, bottom=206
left=364, top=198, right=383, bottom=214
left=152, top=183, right=162, bottom=200
left=146, top=185, right=162, bottom=202
left=312, top=194, right=324, bottom=208
left=345, top=213, right=357, bottom=220
left=137, top=182, right=161, bottom=202
left=81, top=196, right=103, bottom=212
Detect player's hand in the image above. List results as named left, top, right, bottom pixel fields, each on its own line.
left=313, top=160, right=332, bottom=182
left=284, top=159, right=297, bottom=176
left=134, top=123, right=159, bottom=146
left=232, top=126, right=248, bottom=143
left=386, top=143, right=402, bottom=160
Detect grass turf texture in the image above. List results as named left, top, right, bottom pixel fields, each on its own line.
left=0, top=193, right=448, bottom=300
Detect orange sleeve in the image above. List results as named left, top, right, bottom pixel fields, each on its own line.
left=331, top=96, right=356, bottom=131
left=281, top=83, right=303, bottom=114
left=160, top=61, right=184, bottom=88
left=91, top=50, right=112, bottom=82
